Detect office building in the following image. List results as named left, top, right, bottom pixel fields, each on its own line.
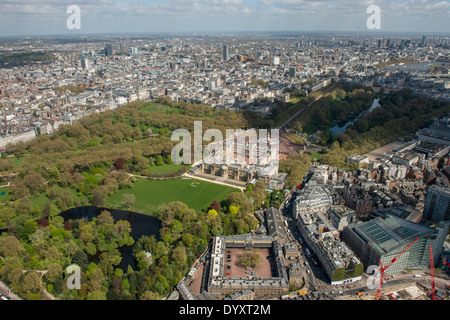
left=223, top=45, right=229, bottom=62
left=289, top=67, right=296, bottom=78
left=105, top=43, right=113, bottom=56
left=81, top=59, right=90, bottom=70
left=341, top=215, right=449, bottom=275
left=423, top=185, right=450, bottom=223
left=326, top=205, right=356, bottom=231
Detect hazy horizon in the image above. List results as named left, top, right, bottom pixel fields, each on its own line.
left=0, top=0, right=449, bottom=37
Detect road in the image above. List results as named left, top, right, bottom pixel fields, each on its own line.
left=278, top=83, right=337, bottom=132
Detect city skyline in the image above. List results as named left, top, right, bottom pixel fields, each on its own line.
left=0, top=0, right=449, bottom=37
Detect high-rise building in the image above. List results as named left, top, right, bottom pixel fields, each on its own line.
left=81, top=59, right=90, bottom=70
left=289, top=67, right=296, bottom=78
left=105, top=43, right=113, bottom=56
left=423, top=185, right=450, bottom=223
left=223, top=45, right=229, bottom=62
left=386, top=39, right=391, bottom=48
left=377, top=38, right=383, bottom=48
left=341, top=215, right=449, bottom=275
left=273, top=56, right=280, bottom=65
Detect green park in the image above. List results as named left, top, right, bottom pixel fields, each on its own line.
left=106, top=176, right=239, bottom=214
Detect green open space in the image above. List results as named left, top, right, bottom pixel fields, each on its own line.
left=0, top=186, right=10, bottom=203
left=141, top=103, right=184, bottom=114
left=310, top=151, right=325, bottom=162
left=106, top=177, right=239, bottom=214
left=146, top=163, right=189, bottom=174
left=29, top=185, right=89, bottom=211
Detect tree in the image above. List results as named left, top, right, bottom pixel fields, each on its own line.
left=140, top=291, right=161, bottom=300
left=0, top=236, right=26, bottom=258
left=156, top=155, right=164, bottom=166
left=21, top=271, right=42, bottom=297
left=229, top=205, right=239, bottom=215
left=121, top=194, right=136, bottom=209
left=9, top=180, right=29, bottom=201
left=114, top=158, right=126, bottom=170
left=15, top=220, right=38, bottom=240
left=240, top=249, right=260, bottom=268
left=22, top=171, right=46, bottom=195
left=14, top=197, right=32, bottom=215
left=45, top=263, right=63, bottom=283
left=181, top=233, right=194, bottom=247
left=86, top=290, right=107, bottom=300
left=97, top=210, right=114, bottom=226
left=209, top=200, right=221, bottom=212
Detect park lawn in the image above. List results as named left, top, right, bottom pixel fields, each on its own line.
left=29, top=186, right=89, bottom=211
left=106, top=177, right=239, bottom=214
left=141, top=103, right=184, bottom=114
left=311, top=151, right=325, bottom=162
left=146, top=163, right=190, bottom=174
left=0, top=186, right=10, bottom=203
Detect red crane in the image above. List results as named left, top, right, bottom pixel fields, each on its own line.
left=376, top=237, right=419, bottom=300
left=429, top=245, right=437, bottom=300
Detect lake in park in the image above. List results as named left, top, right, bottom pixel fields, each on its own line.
left=60, top=206, right=161, bottom=271
left=329, top=98, right=381, bottom=136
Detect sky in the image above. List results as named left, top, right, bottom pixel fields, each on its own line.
left=0, top=0, right=449, bottom=36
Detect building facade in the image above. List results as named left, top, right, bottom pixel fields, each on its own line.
left=423, top=185, right=450, bottom=223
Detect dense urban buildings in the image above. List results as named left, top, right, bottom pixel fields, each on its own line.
left=0, top=31, right=449, bottom=303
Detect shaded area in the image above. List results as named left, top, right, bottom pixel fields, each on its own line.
left=60, top=206, right=161, bottom=271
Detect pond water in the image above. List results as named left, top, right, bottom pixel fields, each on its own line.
left=329, top=98, right=381, bottom=136
left=60, top=206, right=161, bottom=271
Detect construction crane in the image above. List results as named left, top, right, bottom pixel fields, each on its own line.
left=429, top=245, right=437, bottom=300
left=376, top=237, right=419, bottom=300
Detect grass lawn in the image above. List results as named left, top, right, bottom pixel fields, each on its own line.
left=0, top=186, right=10, bottom=203
left=29, top=186, right=89, bottom=211
left=141, top=103, right=184, bottom=114
left=146, top=163, right=190, bottom=174
left=106, top=177, right=239, bottom=214
left=310, top=151, right=325, bottom=162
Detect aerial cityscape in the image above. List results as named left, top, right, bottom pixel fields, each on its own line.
left=0, top=0, right=449, bottom=308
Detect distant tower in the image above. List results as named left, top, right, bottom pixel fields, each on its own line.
left=105, top=43, right=113, bottom=56
left=422, top=35, right=426, bottom=45
left=81, top=59, right=90, bottom=70
left=223, top=45, right=229, bottom=62
left=289, top=67, right=296, bottom=78
left=120, top=40, right=123, bottom=56
left=273, top=56, right=280, bottom=65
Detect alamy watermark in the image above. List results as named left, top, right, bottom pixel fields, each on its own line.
left=66, top=5, right=81, bottom=30
left=366, top=264, right=382, bottom=290
left=366, top=5, right=381, bottom=30
left=65, top=264, right=81, bottom=290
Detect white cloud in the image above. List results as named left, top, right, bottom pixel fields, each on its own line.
left=0, top=0, right=448, bottom=35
